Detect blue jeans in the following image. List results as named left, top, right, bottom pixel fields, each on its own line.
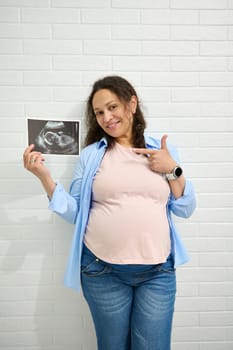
left=81, top=245, right=176, bottom=350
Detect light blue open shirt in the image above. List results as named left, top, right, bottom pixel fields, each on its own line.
left=49, top=136, right=196, bottom=292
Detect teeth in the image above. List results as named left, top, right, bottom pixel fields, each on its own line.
left=108, top=122, right=118, bottom=129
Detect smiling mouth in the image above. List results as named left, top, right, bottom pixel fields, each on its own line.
left=106, top=121, right=120, bottom=130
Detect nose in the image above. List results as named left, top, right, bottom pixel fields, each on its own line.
left=102, top=110, right=112, bottom=123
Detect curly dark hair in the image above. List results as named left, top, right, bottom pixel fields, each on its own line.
left=84, top=75, right=146, bottom=148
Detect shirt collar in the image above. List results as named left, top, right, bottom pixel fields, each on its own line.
left=96, top=135, right=160, bottom=150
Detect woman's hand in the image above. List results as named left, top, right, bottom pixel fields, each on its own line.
left=132, top=135, right=185, bottom=199
left=23, top=144, right=56, bottom=199
left=23, top=144, right=49, bottom=178
left=132, top=135, right=177, bottom=174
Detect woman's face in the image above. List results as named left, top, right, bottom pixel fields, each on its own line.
left=92, top=89, right=137, bottom=146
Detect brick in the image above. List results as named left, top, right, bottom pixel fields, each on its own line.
left=53, top=24, right=110, bottom=39
left=173, top=344, right=199, bottom=350
left=21, top=8, right=80, bottom=23
left=198, top=194, right=233, bottom=208
left=175, top=222, right=199, bottom=237
left=24, top=102, right=84, bottom=118
left=0, top=0, right=49, bottom=6
left=200, top=342, right=233, bottom=350
left=228, top=58, right=233, bottom=70
left=199, top=283, right=233, bottom=296
left=171, top=25, right=228, bottom=40
left=81, top=9, right=140, bottom=23
left=113, top=56, right=170, bottom=71
left=145, top=102, right=200, bottom=117
left=149, top=117, right=233, bottom=132
left=0, top=71, right=22, bottom=85
left=171, top=57, right=227, bottom=71
left=52, top=0, right=109, bottom=7
left=171, top=0, right=228, bottom=9
left=228, top=27, right=233, bottom=40
left=190, top=208, right=233, bottom=223
left=0, top=7, right=19, bottom=22
left=150, top=132, right=199, bottom=148
left=186, top=162, right=233, bottom=178
left=53, top=86, right=92, bottom=102
left=0, top=316, right=37, bottom=331
left=200, top=10, right=233, bottom=24
left=53, top=239, right=70, bottom=255
left=175, top=296, right=226, bottom=311
left=173, top=326, right=227, bottom=342
left=0, top=39, right=22, bottom=53
left=0, top=272, right=54, bottom=287
left=0, top=102, right=24, bottom=116
left=142, top=72, right=199, bottom=86
left=23, top=39, right=82, bottom=54
left=0, top=330, right=52, bottom=346
left=194, top=178, right=233, bottom=193
left=0, top=24, right=50, bottom=38
left=0, top=133, right=25, bottom=148
left=111, top=24, right=169, bottom=40
left=53, top=55, right=112, bottom=70
left=181, top=148, right=232, bottom=162
left=0, top=208, right=53, bottom=224
left=0, top=55, right=51, bottom=70
left=0, top=87, right=52, bottom=101
left=199, top=133, right=233, bottom=146
left=200, top=41, right=233, bottom=56
left=187, top=238, right=233, bottom=252
left=141, top=9, right=199, bottom=24
left=199, top=102, right=233, bottom=116
left=199, top=253, right=233, bottom=266
left=23, top=71, right=82, bottom=86
left=83, top=40, right=141, bottom=55
left=137, top=87, right=170, bottom=102
left=176, top=281, right=199, bottom=296
left=112, top=0, right=169, bottom=8
left=174, top=312, right=199, bottom=326
left=0, top=240, right=53, bottom=256
left=171, top=87, right=230, bottom=102
left=198, top=223, right=233, bottom=236
left=200, top=72, right=233, bottom=86
left=142, top=41, right=199, bottom=56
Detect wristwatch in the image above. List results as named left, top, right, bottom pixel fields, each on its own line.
left=165, top=166, right=183, bottom=181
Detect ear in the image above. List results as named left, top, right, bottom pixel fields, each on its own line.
left=130, top=95, right=137, bottom=114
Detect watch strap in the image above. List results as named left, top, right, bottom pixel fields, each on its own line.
left=165, top=166, right=183, bottom=181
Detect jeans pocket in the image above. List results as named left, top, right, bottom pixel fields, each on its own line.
left=159, top=266, right=176, bottom=274
left=157, top=254, right=176, bottom=274
left=81, top=257, right=109, bottom=277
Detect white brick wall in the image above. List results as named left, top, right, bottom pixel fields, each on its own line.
left=0, top=0, right=232, bottom=349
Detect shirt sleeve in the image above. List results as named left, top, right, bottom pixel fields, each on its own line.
left=168, top=180, right=196, bottom=218
left=48, top=182, right=78, bottom=224
left=167, top=143, right=196, bottom=218
left=48, top=154, right=85, bottom=224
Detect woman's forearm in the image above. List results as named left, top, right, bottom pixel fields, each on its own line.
left=39, top=176, right=57, bottom=200
left=167, top=175, right=186, bottom=199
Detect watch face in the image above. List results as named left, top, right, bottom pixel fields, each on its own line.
left=174, top=167, right=182, bottom=177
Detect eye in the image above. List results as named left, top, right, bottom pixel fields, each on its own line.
left=95, top=110, right=104, bottom=117
left=109, top=104, right=117, bottom=111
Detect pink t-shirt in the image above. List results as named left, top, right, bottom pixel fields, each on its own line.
left=84, top=142, right=171, bottom=264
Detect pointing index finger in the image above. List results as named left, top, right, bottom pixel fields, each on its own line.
left=132, top=148, right=157, bottom=156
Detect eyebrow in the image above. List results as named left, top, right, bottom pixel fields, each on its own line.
left=93, top=100, right=116, bottom=112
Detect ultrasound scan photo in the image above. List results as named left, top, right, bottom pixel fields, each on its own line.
left=27, top=119, right=80, bottom=155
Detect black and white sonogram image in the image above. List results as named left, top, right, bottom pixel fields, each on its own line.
left=27, top=119, right=80, bottom=155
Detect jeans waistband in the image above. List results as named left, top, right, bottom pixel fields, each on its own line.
left=82, top=244, right=172, bottom=273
